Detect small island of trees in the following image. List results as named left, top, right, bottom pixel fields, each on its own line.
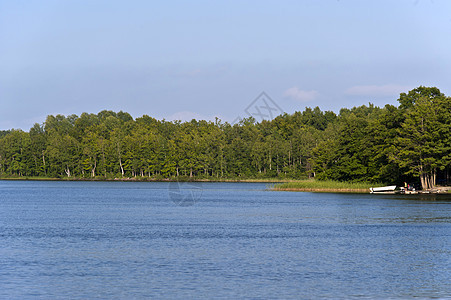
left=0, top=86, right=449, bottom=190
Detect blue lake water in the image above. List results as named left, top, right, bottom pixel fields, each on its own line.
left=0, top=180, right=450, bottom=299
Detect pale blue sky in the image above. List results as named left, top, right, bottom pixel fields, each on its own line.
left=1, top=0, right=450, bottom=130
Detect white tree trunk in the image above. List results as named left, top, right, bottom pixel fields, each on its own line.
left=91, top=160, right=96, bottom=178
left=119, top=158, right=124, bottom=177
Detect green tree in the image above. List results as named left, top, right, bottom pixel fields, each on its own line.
left=395, top=92, right=450, bottom=189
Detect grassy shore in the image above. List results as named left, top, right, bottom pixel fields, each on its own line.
left=0, top=176, right=287, bottom=183
left=272, top=180, right=377, bottom=193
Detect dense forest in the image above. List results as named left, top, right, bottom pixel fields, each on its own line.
left=0, top=86, right=449, bottom=189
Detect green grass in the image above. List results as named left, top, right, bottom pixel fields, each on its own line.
left=273, top=180, right=379, bottom=192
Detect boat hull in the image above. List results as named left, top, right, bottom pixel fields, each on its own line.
left=369, top=185, right=397, bottom=194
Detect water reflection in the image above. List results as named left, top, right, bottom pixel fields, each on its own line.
left=391, top=193, right=451, bottom=202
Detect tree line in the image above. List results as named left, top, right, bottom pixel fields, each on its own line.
left=0, top=86, right=449, bottom=189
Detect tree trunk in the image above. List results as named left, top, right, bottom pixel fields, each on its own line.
left=420, top=173, right=426, bottom=190
left=117, top=141, right=124, bottom=177
left=119, top=158, right=124, bottom=177
left=91, top=160, right=96, bottom=178
left=427, top=169, right=436, bottom=189
left=42, top=151, right=46, bottom=175
left=420, top=170, right=436, bottom=190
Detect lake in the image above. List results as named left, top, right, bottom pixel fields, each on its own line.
left=0, top=181, right=450, bottom=299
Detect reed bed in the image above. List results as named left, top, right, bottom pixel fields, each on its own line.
left=273, top=180, right=377, bottom=193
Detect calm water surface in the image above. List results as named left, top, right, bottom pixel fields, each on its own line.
left=0, top=181, right=450, bottom=299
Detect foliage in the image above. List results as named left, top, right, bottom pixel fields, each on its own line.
left=394, top=90, right=451, bottom=189
left=0, top=87, right=449, bottom=189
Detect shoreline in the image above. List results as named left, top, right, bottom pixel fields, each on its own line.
left=272, top=187, right=368, bottom=193
left=273, top=187, right=451, bottom=194
left=0, top=176, right=287, bottom=183
left=2, top=177, right=448, bottom=194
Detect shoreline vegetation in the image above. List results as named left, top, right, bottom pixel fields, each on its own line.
left=0, top=175, right=287, bottom=183
left=271, top=180, right=374, bottom=193
left=0, top=86, right=449, bottom=190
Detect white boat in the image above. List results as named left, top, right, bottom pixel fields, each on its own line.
left=369, top=185, right=397, bottom=194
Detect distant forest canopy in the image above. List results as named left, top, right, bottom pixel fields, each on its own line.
left=0, top=86, right=449, bottom=189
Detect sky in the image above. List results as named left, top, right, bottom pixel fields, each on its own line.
left=1, top=0, right=451, bottom=130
